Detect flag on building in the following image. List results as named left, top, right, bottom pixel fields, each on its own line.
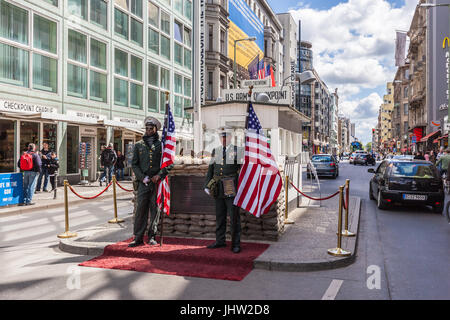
left=233, top=101, right=283, bottom=217
left=395, top=31, right=407, bottom=67
left=265, top=64, right=276, bottom=87
left=248, top=55, right=259, bottom=80
left=157, top=99, right=176, bottom=215
left=258, top=60, right=265, bottom=79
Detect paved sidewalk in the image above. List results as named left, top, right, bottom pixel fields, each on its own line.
left=58, top=194, right=361, bottom=272
left=0, top=179, right=135, bottom=216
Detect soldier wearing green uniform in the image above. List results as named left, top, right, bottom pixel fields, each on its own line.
left=204, top=127, right=244, bottom=253
left=128, top=117, right=173, bottom=247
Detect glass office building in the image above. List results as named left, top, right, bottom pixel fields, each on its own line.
left=0, top=0, right=193, bottom=182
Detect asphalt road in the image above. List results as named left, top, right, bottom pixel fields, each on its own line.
left=0, top=162, right=448, bottom=301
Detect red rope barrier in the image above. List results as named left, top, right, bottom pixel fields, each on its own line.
left=289, top=181, right=340, bottom=201
left=115, top=180, right=134, bottom=192
left=68, top=181, right=113, bottom=200
left=343, top=196, right=348, bottom=210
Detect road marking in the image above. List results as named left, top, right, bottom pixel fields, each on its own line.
left=321, top=279, right=344, bottom=300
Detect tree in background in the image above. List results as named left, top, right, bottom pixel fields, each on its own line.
left=365, top=142, right=372, bottom=152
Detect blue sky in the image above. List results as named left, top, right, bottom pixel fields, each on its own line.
left=266, top=0, right=417, bottom=144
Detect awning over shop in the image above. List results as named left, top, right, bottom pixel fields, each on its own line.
left=434, top=134, right=448, bottom=144
left=419, top=130, right=440, bottom=143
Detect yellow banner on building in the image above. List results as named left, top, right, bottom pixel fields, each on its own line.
left=228, top=21, right=264, bottom=68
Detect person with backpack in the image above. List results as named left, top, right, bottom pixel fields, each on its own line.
left=17, top=143, right=42, bottom=206
left=99, top=143, right=117, bottom=186
left=36, top=142, right=52, bottom=193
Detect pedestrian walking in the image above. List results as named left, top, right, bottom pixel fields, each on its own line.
left=430, top=150, right=436, bottom=164
left=17, top=143, right=42, bottom=206
left=47, top=152, right=59, bottom=191
left=36, top=142, right=52, bottom=192
left=128, top=116, right=173, bottom=247
left=99, top=143, right=117, bottom=186
left=115, top=150, right=126, bottom=181
left=204, top=127, right=244, bottom=254
left=414, top=151, right=425, bottom=160
left=436, top=148, right=450, bottom=176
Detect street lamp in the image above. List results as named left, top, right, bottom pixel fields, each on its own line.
left=233, top=37, right=257, bottom=88
left=420, top=2, right=450, bottom=145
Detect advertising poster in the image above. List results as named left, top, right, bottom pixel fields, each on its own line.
left=228, top=0, right=264, bottom=68
left=0, top=173, right=23, bottom=206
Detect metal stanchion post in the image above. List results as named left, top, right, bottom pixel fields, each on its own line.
left=284, top=175, right=294, bottom=224
left=328, top=185, right=351, bottom=257
left=57, top=180, right=77, bottom=239
left=342, top=179, right=355, bottom=237
left=109, top=175, right=124, bottom=224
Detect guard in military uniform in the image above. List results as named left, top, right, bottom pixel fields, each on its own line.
left=204, top=127, right=244, bottom=253
left=128, top=116, right=173, bottom=247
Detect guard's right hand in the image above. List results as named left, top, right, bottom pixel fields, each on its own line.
left=143, top=176, right=150, bottom=185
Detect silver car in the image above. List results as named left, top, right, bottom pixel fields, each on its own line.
left=307, top=154, right=339, bottom=179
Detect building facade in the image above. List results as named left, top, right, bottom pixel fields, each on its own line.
left=392, top=64, right=410, bottom=153
left=0, top=0, right=193, bottom=182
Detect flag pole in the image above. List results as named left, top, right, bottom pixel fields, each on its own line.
left=159, top=91, right=170, bottom=247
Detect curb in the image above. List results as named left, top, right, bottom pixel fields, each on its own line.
left=253, top=197, right=361, bottom=272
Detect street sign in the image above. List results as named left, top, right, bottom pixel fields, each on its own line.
left=241, top=79, right=269, bottom=88
left=222, top=86, right=292, bottom=105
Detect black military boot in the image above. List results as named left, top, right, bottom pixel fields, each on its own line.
left=128, top=237, right=144, bottom=247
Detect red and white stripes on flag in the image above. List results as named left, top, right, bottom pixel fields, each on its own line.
left=233, top=101, right=282, bottom=217
left=157, top=101, right=176, bottom=215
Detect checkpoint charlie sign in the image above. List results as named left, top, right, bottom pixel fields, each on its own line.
left=222, top=86, right=292, bottom=105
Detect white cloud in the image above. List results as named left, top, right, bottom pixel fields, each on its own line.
left=288, top=0, right=417, bottom=143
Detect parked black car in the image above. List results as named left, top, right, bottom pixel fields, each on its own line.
left=368, top=159, right=444, bottom=213
left=307, top=154, right=339, bottom=179
left=354, top=153, right=375, bottom=166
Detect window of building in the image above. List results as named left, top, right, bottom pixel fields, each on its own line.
left=161, top=35, right=170, bottom=60
left=0, top=4, right=60, bottom=92
left=404, top=87, right=408, bottom=99
left=220, top=29, right=225, bottom=55
left=208, top=71, right=213, bottom=100
left=175, top=0, right=183, bottom=13
left=68, top=29, right=107, bottom=102
left=208, top=24, right=213, bottom=51
left=43, top=0, right=59, bottom=6
left=148, top=1, right=159, bottom=27
left=148, top=27, right=159, bottom=54
left=403, top=103, right=408, bottom=115
left=114, top=1, right=143, bottom=46
left=160, top=67, right=170, bottom=90
left=161, top=11, right=170, bottom=35
left=114, top=48, right=143, bottom=109
left=184, top=0, right=192, bottom=20
left=68, top=0, right=107, bottom=30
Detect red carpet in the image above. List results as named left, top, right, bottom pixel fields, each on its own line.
left=79, top=237, right=270, bottom=281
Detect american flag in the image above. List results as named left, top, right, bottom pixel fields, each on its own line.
left=233, top=101, right=282, bottom=217
left=157, top=100, right=176, bottom=215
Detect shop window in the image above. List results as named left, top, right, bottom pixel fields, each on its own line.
left=0, top=120, right=15, bottom=173
left=20, top=122, right=39, bottom=153
left=114, top=130, right=122, bottom=153
left=43, top=123, right=57, bottom=152
left=66, top=125, right=79, bottom=174
left=97, top=128, right=107, bottom=171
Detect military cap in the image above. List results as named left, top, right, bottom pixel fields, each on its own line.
left=144, top=116, right=161, bottom=130
left=218, top=126, right=233, bottom=136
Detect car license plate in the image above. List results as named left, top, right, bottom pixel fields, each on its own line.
left=403, top=194, right=427, bottom=201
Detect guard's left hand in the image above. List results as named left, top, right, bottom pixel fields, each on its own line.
left=151, top=175, right=161, bottom=183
